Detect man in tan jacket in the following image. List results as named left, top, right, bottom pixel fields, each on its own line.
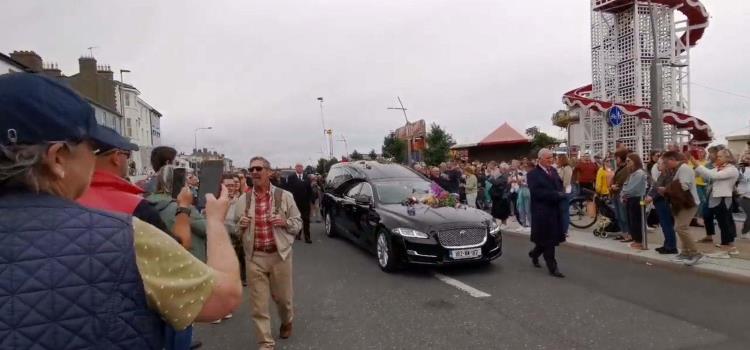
left=234, top=156, right=302, bottom=350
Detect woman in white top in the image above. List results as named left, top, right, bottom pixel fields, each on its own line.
left=735, top=151, right=750, bottom=240
left=694, top=149, right=740, bottom=254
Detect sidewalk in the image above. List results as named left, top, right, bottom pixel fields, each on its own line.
left=501, top=218, right=750, bottom=284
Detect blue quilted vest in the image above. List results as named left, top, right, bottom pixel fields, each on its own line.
left=0, top=192, right=165, bottom=349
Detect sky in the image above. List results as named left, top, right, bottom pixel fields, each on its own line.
left=3, top=0, right=749, bottom=167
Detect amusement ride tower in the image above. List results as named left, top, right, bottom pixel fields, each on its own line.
left=559, top=0, right=713, bottom=157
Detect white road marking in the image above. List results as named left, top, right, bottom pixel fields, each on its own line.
left=433, top=273, right=491, bottom=298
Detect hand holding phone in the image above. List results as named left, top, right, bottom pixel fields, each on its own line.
left=177, top=186, right=193, bottom=207
left=205, top=184, right=230, bottom=222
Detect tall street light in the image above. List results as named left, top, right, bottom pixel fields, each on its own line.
left=648, top=0, right=664, bottom=151
left=318, top=97, right=333, bottom=159
left=194, top=127, right=213, bottom=153
left=388, top=96, right=412, bottom=165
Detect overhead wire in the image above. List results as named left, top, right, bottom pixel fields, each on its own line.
left=691, top=82, right=750, bottom=101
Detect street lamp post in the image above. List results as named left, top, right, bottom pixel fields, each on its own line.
left=318, top=97, right=334, bottom=159
left=388, top=96, right=412, bottom=165
left=194, top=127, right=213, bottom=170
left=648, top=0, right=664, bottom=152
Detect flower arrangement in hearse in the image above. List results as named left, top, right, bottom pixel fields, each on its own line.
left=403, top=182, right=461, bottom=211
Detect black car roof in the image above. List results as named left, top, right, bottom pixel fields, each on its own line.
left=332, top=161, right=423, bottom=181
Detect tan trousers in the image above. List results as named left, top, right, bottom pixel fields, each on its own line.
left=247, top=251, right=294, bottom=349
left=674, top=206, right=699, bottom=255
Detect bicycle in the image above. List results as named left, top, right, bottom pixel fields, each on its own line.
left=568, top=188, right=598, bottom=229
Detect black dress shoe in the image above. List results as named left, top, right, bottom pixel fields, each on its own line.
left=656, top=247, right=678, bottom=254
left=528, top=252, right=541, bottom=268
left=190, top=340, right=203, bottom=349
left=549, top=270, right=565, bottom=278
left=305, top=239, right=312, bottom=244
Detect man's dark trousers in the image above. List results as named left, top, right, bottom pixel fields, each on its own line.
left=529, top=244, right=557, bottom=273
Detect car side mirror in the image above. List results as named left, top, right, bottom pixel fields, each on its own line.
left=354, top=194, right=373, bottom=206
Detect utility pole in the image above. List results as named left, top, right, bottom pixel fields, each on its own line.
left=318, top=97, right=334, bottom=159
left=388, top=96, right=412, bottom=165
left=648, top=0, right=664, bottom=152
left=337, top=135, right=349, bottom=158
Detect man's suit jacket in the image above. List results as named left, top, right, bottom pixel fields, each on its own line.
left=527, top=165, right=566, bottom=247
left=285, top=172, right=313, bottom=212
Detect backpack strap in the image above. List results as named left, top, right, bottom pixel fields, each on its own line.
left=273, top=187, right=283, bottom=214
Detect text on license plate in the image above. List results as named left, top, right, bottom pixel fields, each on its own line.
left=450, top=248, right=482, bottom=259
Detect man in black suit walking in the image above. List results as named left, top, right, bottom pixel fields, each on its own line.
left=527, top=148, right=567, bottom=278
left=286, top=163, right=313, bottom=243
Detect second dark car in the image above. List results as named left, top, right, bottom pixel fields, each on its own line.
left=321, top=161, right=502, bottom=272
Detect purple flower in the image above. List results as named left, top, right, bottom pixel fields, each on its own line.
left=430, top=182, right=444, bottom=197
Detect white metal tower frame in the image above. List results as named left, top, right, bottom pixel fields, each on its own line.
left=584, top=0, right=685, bottom=157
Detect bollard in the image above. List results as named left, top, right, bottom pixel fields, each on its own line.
left=640, top=196, right=648, bottom=250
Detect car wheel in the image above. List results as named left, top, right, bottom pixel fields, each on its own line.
left=376, top=230, right=400, bottom=272
left=325, top=211, right=337, bottom=237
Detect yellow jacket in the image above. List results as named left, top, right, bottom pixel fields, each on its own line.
left=689, top=159, right=707, bottom=186
left=595, top=167, right=610, bottom=195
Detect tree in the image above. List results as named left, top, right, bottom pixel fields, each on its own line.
left=525, top=126, right=541, bottom=138
left=423, top=123, right=455, bottom=166
left=368, top=149, right=378, bottom=160
left=382, top=133, right=406, bottom=163
left=316, top=158, right=327, bottom=175
left=350, top=150, right=363, bottom=160
left=316, top=157, right=340, bottom=175
left=529, top=132, right=559, bottom=157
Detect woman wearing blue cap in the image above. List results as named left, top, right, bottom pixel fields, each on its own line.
left=0, top=73, right=242, bottom=349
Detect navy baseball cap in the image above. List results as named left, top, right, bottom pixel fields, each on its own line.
left=96, top=126, right=139, bottom=154
left=0, top=73, right=114, bottom=149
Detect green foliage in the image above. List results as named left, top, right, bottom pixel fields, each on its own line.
left=316, top=157, right=340, bottom=175
left=350, top=150, right=363, bottom=160
left=368, top=149, right=378, bottom=160
left=525, top=126, right=541, bottom=138
left=529, top=131, right=560, bottom=157
left=382, top=133, right=406, bottom=163
left=423, top=123, right=455, bottom=166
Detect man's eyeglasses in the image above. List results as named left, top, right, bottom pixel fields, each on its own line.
left=97, top=149, right=131, bottom=159
left=249, top=166, right=266, bottom=173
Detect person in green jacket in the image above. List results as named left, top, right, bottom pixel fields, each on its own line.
left=147, top=165, right=208, bottom=262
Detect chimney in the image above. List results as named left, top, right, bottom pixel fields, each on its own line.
left=10, top=50, right=43, bottom=72
left=78, top=56, right=97, bottom=75
left=42, top=62, right=62, bottom=77
left=97, top=64, right=113, bottom=80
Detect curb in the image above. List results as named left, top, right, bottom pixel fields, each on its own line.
left=502, top=230, right=750, bottom=286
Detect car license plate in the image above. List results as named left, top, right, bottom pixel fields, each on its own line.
left=450, top=248, right=482, bottom=259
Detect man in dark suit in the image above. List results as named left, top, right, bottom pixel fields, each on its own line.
left=286, top=163, right=313, bottom=243
left=527, top=148, right=567, bottom=278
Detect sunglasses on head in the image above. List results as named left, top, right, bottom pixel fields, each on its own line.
left=249, top=166, right=266, bottom=172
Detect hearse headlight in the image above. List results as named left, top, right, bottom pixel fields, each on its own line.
left=392, top=228, right=430, bottom=239
left=489, top=221, right=501, bottom=236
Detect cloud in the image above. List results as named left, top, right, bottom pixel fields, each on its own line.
left=2, top=0, right=747, bottom=167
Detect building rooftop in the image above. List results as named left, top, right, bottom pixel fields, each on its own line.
left=478, top=122, right=531, bottom=146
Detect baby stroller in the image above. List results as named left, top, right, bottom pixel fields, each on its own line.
left=592, top=195, right=620, bottom=238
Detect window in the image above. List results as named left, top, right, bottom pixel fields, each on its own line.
left=359, top=183, right=373, bottom=199
left=346, top=183, right=364, bottom=198
left=95, top=110, right=105, bottom=125
left=125, top=93, right=130, bottom=107
left=126, top=119, right=132, bottom=137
